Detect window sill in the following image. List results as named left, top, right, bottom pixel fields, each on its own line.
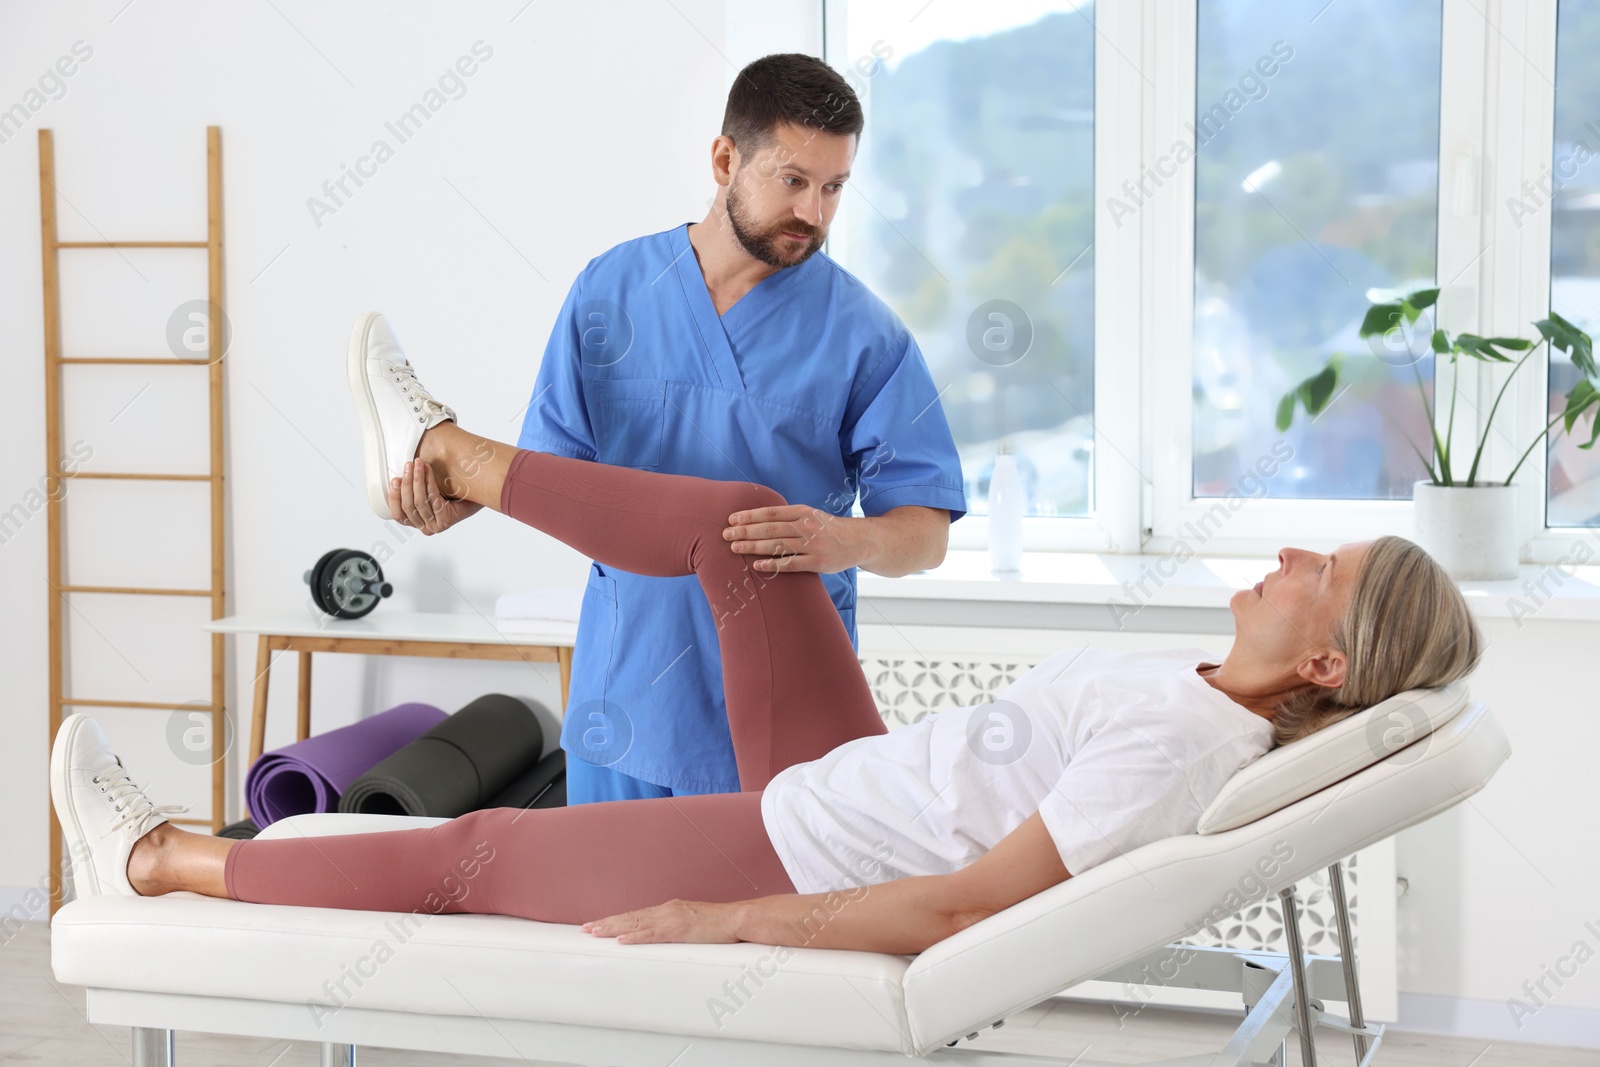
left=856, top=549, right=1600, bottom=624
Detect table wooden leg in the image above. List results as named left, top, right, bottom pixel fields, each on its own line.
left=557, top=645, right=572, bottom=709
left=249, top=634, right=272, bottom=768
left=297, top=650, right=312, bottom=742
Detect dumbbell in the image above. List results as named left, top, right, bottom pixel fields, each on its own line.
left=305, top=548, right=392, bottom=619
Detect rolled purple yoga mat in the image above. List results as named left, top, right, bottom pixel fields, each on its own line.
left=245, top=702, right=448, bottom=827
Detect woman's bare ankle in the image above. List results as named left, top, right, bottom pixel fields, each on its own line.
left=126, top=823, right=178, bottom=896
left=416, top=421, right=468, bottom=498
left=416, top=420, right=453, bottom=468
left=419, top=420, right=512, bottom=508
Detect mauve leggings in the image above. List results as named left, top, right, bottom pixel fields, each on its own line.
left=223, top=448, right=889, bottom=923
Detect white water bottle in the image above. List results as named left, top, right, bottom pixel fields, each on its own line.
left=988, top=444, right=1023, bottom=574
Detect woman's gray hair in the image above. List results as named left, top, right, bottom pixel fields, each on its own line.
left=1270, top=535, right=1484, bottom=747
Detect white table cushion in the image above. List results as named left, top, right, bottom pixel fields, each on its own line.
left=900, top=699, right=1508, bottom=1052
left=1196, top=681, right=1470, bottom=834
left=51, top=859, right=917, bottom=1054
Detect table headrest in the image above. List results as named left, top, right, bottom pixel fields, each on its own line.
left=1196, top=679, right=1471, bottom=834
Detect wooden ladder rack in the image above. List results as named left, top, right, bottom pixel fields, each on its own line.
left=40, top=127, right=228, bottom=917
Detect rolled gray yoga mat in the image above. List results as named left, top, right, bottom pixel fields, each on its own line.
left=337, top=694, right=552, bottom=817
left=216, top=817, right=261, bottom=840
left=484, top=748, right=566, bottom=809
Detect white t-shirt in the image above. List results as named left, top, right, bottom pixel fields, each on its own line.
left=759, top=646, right=1277, bottom=895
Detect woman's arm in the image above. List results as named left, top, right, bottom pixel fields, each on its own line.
left=582, top=811, right=1070, bottom=954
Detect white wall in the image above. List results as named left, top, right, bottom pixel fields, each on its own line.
left=0, top=0, right=811, bottom=901
left=1390, top=613, right=1600, bottom=1048
left=2, top=0, right=1597, bottom=1052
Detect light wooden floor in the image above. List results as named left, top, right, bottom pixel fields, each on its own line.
left=4, top=920, right=1594, bottom=1066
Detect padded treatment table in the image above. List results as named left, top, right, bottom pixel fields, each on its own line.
left=51, top=686, right=1510, bottom=1067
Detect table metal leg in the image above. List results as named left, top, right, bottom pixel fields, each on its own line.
left=1328, top=860, right=1370, bottom=1063
left=249, top=634, right=272, bottom=767
left=297, top=650, right=313, bottom=742
left=130, top=1027, right=174, bottom=1067
left=320, top=1042, right=357, bottom=1066
left=1279, top=884, right=1319, bottom=1067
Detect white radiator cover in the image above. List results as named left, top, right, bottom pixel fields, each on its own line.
left=854, top=623, right=1399, bottom=1020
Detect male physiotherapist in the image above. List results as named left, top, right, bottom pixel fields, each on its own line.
left=396, top=53, right=966, bottom=804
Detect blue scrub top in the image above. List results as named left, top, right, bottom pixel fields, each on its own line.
left=518, top=221, right=967, bottom=792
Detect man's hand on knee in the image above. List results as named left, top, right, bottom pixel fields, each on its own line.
left=722, top=504, right=863, bottom=573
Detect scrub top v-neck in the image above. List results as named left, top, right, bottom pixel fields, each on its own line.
left=518, top=222, right=967, bottom=793
left=669, top=221, right=813, bottom=390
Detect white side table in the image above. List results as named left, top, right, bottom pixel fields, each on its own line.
left=204, top=611, right=577, bottom=766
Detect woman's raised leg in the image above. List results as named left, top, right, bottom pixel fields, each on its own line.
left=414, top=420, right=887, bottom=791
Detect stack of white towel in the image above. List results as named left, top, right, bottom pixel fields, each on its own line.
left=493, top=587, right=585, bottom=633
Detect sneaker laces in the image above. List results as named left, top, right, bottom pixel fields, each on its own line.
left=387, top=360, right=451, bottom=421
left=92, top=760, right=193, bottom=840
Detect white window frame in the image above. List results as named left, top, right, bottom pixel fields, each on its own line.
left=1430, top=0, right=1592, bottom=566
left=821, top=0, right=1594, bottom=562
left=1511, top=0, right=1599, bottom=563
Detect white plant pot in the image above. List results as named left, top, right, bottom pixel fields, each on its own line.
left=1411, top=480, right=1520, bottom=580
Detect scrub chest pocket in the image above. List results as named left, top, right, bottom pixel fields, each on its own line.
left=589, top=379, right=666, bottom=469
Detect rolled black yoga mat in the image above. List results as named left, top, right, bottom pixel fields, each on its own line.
left=216, top=817, right=261, bottom=840
left=483, top=748, right=566, bottom=809
left=337, top=693, right=548, bottom=818
left=537, top=774, right=566, bottom=808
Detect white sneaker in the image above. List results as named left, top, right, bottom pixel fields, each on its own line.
left=49, top=714, right=192, bottom=898
left=347, top=312, right=458, bottom=520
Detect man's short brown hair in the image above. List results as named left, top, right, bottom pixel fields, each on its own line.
left=721, top=52, right=864, bottom=159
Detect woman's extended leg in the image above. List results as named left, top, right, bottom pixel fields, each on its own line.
left=186, top=794, right=794, bottom=924
left=414, top=419, right=888, bottom=790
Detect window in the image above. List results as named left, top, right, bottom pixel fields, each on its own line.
left=818, top=0, right=1589, bottom=563
left=824, top=0, right=1096, bottom=520
left=1191, top=0, right=1442, bottom=501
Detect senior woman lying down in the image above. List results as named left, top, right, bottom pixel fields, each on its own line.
left=49, top=313, right=1483, bottom=956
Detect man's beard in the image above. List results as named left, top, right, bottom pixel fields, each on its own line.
left=725, top=182, right=824, bottom=268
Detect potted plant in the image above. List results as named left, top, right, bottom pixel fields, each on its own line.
left=1276, top=286, right=1599, bottom=579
